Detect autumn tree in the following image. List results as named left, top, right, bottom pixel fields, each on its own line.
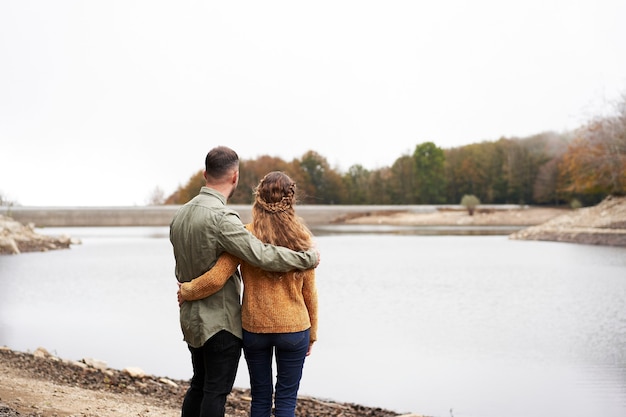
left=504, top=135, right=553, bottom=205
left=532, top=132, right=572, bottom=204
left=445, top=141, right=506, bottom=204
left=291, top=151, right=345, bottom=204
left=388, top=154, right=417, bottom=204
left=324, top=169, right=347, bottom=204
left=230, top=155, right=292, bottom=204
left=444, top=146, right=469, bottom=203
left=162, top=97, right=622, bottom=207
left=164, top=170, right=204, bottom=204
left=366, top=168, right=393, bottom=204
left=343, top=164, right=370, bottom=204
left=533, top=158, right=562, bottom=204
left=558, top=96, right=626, bottom=201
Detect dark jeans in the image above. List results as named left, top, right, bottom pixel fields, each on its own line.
left=182, top=330, right=243, bottom=417
left=243, top=328, right=310, bottom=417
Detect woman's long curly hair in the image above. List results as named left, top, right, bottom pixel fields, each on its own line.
left=250, top=171, right=313, bottom=252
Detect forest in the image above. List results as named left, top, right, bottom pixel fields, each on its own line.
left=164, top=96, right=626, bottom=207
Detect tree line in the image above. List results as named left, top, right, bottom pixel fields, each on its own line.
left=165, top=96, right=626, bottom=207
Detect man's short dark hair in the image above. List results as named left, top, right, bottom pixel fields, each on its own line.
left=205, top=146, right=239, bottom=181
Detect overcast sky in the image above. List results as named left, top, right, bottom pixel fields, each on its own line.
left=1, top=0, right=625, bottom=206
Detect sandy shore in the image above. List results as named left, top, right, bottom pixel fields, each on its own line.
left=341, top=206, right=568, bottom=226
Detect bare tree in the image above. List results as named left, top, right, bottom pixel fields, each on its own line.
left=146, top=186, right=166, bottom=205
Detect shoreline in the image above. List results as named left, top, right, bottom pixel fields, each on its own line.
left=3, top=198, right=626, bottom=254
left=0, top=346, right=416, bottom=417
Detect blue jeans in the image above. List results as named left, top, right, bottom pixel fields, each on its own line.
left=243, top=329, right=310, bottom=417
left=182, top=330, right=243, bottom=417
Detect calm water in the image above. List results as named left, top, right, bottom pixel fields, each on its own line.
left=1, top=227, right=625, bottom=417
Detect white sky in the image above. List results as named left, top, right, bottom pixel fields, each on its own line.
left=1, top=0, right=625, bottom=206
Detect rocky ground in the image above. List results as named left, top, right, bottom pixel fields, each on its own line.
left=0, top=347, right=410, bottom=417
left=0, top=216, right=77, bottom=255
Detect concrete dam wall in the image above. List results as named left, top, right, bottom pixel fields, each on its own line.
left=0, top=205, right=412, bottom=227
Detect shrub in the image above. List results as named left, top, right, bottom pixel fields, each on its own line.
left=570, top=198, right=582, bottom=209
left=461, top=194, right=480, bottom=215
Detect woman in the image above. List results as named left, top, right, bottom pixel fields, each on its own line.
left=178, top=171, right=318, bottom=417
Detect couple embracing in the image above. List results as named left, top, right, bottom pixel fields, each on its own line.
left=170, top=146, right=319, bottom=417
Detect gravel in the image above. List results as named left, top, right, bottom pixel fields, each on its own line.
left=0, top=348, right=406, bottom=417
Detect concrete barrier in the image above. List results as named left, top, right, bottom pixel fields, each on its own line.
left=0, top=206, right=183, bottom=227
left=0, top=205, right=416, bottom=227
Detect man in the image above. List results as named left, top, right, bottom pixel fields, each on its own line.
left=170, top=146, right=319, bottom=417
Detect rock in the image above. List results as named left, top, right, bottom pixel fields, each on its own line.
left=158, top=377, right=179, bottom=388
left=0, top=402, right=21, bottom=417
left=82, top=357, right=108, bottom=370
left=0, top=214, right=79, bottom=255
left=0, top=236, right=20, bottom=254
left=68, top=360, right=88, bottom=370
left=33, top=347, right=52, bottom=358
left=123, top=366, right=146, bottom=378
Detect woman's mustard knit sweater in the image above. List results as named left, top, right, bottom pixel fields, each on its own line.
left=179, top=232, right=318, bottom=343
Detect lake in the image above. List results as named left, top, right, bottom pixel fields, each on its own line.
left=1, top=226, right=625, bottom=417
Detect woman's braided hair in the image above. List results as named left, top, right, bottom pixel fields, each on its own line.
left=250, top=171, right=312, bottom=254
left=254, top=182, right=296, bottom=213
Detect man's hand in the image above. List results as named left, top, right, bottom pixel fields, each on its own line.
left=312, top=243, right=321, bottom=268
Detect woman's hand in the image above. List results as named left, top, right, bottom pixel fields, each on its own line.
left=177, top=282, right=184, bottom=306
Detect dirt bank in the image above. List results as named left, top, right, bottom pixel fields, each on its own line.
left=0, top=347, right=416, bottom=417
left=342, top=206, right=568, bottom=227
left=344, top=196, right=626, bottom=247
left=509, top=195, right=626, bottom=246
